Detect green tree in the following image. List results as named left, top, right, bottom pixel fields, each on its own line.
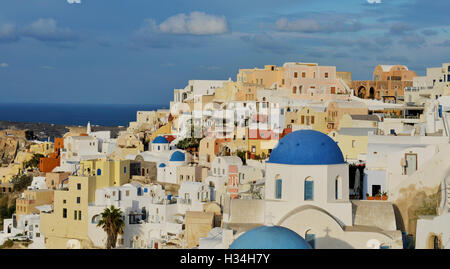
left=11, top=174, right=33, bottom=192
left=24, top=154, right=45, bottom=169
left=97, top=205, right=125, bottom=249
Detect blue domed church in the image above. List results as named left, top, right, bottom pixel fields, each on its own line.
left=223, top=130, right=403, bottom=249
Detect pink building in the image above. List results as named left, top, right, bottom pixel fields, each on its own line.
left=283, top=62, right=346, bottom=97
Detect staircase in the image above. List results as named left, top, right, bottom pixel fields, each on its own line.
left=337, top=78, right=352, bottom=94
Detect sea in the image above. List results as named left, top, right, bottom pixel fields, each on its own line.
left=0, top=103, right=166, bottom=126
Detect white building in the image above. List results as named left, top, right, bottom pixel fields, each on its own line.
left=405, top=63, right=450, bottom=106
left=363, top=134, right=449, bottom=198
left=223, top=130, right=404, bottom=249
left=88, top=182, right=183, bottom=249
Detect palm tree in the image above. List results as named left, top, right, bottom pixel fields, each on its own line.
left=97, top=205, right=125, bottom=249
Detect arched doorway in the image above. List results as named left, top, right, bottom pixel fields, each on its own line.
left=357, top=86, right=366, bottom=98
left=369, top=87, right=375, bottom=99
left=427, top=234, right=442, bottom=249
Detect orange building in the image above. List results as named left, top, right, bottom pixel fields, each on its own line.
left=39, top=137, right=64, bottom=173
left=351, top=65, right=417, bottom=103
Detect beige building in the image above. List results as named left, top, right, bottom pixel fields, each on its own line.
left=177, top=164, right=209, bottom=185
left=16, top=189, right=54, bottom=218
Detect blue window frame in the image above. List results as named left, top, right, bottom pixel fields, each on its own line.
left=305, top=233, right=315, bottom=249
left=275, top=179, right=282, bottom=199
left=97, top=169, right=102, bottom=176
left=305, top=180, right=314, bottom=201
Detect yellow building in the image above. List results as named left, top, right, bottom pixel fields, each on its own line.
left=40, top=159, right=132, bottom=248
left=149, top=122, right=173, bottom=142
left=329, top=127, right=377, bottom=162
left=286, top=106, right=328, bottom=134
left=40, top=176, right=94, bottom=249
left=237, top=65, right=285, bottom=89
left=214, top=81, right=239, bottom=102
left=29, top=142, right=54, bottom=156
left=247, top=139, right=278, bottom=159
left=78, top=159, right=131, bottom=187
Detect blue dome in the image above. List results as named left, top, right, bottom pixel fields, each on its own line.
left=153, top=136, right=168, bottom=144
left=169, top=151, right=185, bottom=162
left=229, top=226, right=312, bottom=249
left=268, top=130, right=344, bottom=165
left=158, top=163, right=166, bottom=168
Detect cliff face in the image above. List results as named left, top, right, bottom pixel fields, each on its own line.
left=0, top=138, right=19, bottom=165
left=392, top=143, right=450, bottom=235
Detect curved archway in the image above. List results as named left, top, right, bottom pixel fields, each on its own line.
left=427, top=234, right=442, bottom=249
left=357, top=86, right=366, bottom=98
left=369, top=87, right=375, bottom=99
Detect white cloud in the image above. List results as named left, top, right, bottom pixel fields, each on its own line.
left=23, top=18, right=79, bottom=42
left=67, top=0, right=81, bottom=4
left=159, top=11, right=228, bottom=35
left=367, top=0, right=382, bottom=4
left=0, top=62, right=8, bottom=68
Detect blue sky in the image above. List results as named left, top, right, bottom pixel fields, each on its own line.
left=0, top=0, right=449, bottom=104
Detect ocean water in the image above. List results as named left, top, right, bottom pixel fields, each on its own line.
left=0, top=103, right=166, bottom=126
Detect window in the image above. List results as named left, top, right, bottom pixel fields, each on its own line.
left=275, top=179, right=282, bottom=199
left=304, top=178, right=314, bottom=201
left=352, top=140, right=356, bottom=148
left=293, top=86, right=297, bottom=94
left=63, top=208, right=67, bottom=218
left=302, top=72, right=306, bottom=78
left=77, top=183, right=81, bottom=190
left=325, top=72, right=328, bottom=78
left=123, top=166, right=127, bottom=174
left=97, top=169, right=102, bottom=176
left=301, top=115, right=305, bottom=124
left=294, top=72, right=298, bottom=78
left=78, top=211, right=82, bottom=221
left=335, top=176, right=342, bottom=200
left=74, top=210, right=78, bottom=220
left=311, top=116, right=315, bottom=124
left=63, top=199, right=66, bottom=204
left=76, top=197, right=80, bottom=204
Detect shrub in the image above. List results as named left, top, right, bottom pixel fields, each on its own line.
left=11, top=174, right=33, bottom=192
left=0, top=239, right=14, bottom=249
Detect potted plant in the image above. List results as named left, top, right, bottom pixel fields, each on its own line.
left=374, top=193, right=381, bottom=200
left=366, top=193, right=374, bottom=200
left=382, top=192, right=388, bottom=200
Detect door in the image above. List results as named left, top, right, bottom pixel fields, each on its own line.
left=372, top=185, right=381, bottom=196
left=405, top=154, right=417, bottom=175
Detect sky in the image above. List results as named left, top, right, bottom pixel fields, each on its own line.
left=0, top=0, right=449, bottom=105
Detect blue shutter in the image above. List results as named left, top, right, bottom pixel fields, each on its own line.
left=305, top=180, right=314, bottom=200
left=97, top=169, right=102, bottom=176
left=305, top=233, right=315, bottom=249
left=275, top=179, right=282, bottom=199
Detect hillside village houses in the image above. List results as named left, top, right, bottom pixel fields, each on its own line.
left=1, top=61, right=449, bottom=249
